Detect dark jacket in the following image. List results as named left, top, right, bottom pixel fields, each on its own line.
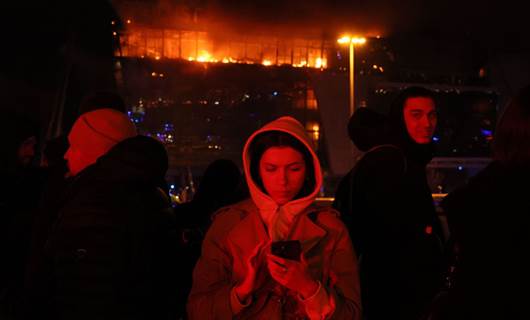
left=0, top=167, right=45, bottom=318
left=440, top=161, right=530, bottom=320
left=26, top=136, right=179, bottom=320
left=173, top=159, right=247, bottom=318
left=333, top=108, right=445, bottom=320
left=0, top=113, right=44, bottom=318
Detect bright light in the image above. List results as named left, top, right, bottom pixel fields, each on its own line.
left=337, top=35, right=366, bottom=45
left=294, top=61, right=307, bottom=67
left=126, top=19, right=131, bottom=24
left=196, top=50, right=212, bottom=62
left=337, top=36, right=351, bottom=44
left=117, top=28, right=330, bottom=69
left=352, top=37, right=367, bottom=44
left=315, top=57, right=327, bottom=68
left=111, top=21, right=115, bottom=25
left=155, top=56, right=160, bottom=60
left=312, top=124, right=320, bottom=132
left=151, top=72, right=157, bottom=77
left=112, top=31, right=117, bottom=36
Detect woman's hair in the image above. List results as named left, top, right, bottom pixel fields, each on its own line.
left=493, top=85, right=530, bottom=165
left=248, top=131, right=315, bottom=199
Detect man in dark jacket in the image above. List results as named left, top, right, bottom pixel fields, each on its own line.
left=26, top=109, right=178, bottom=319
left=333, top=87, right=446, bottom=320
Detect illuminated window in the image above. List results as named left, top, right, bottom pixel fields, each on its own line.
left=305, top=121, right=320, bottom=148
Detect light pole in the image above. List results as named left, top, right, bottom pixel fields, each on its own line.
left=337, top=36, right=366, bottom=116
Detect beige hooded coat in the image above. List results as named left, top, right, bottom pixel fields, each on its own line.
left=187, top=117, right=361, bottom=320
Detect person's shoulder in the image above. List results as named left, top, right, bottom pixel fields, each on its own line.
left=307, top=204, right=348, bottom=233
left=363, top=144, right=404, bottom=163
left=207, top=198, right=255, bottom=233
left=441, top=161, right=501, bottom=212
left=125, top=183, right=171, bottom=207
left=358, top=144, right=406, bottom=175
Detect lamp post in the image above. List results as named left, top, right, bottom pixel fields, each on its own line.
left=337, top=36, right=366, bottom=116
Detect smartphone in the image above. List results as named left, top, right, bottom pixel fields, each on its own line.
left=271, top=240, right=302, bottom=261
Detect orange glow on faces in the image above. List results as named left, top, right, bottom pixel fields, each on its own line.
left=259, top=147, right=306, bottom=205
left=64, top=145, right=94, bottom=177
left=403, top=97, right=437, bottom=144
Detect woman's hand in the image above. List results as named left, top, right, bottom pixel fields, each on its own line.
left=266, top=253, right=319, bottom=299
left=234, top=242, right=268, bottom=302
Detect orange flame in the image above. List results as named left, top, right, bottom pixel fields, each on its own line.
left=118, top=27, right=331, bottom=69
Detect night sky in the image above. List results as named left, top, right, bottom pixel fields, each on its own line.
left=104, top=0, right=530, bottom=52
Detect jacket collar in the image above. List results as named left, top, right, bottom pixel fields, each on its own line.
left=226, top=201, right=327, bottom=256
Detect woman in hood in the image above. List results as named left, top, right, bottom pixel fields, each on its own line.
left=188, top=117, right=361, bottom=320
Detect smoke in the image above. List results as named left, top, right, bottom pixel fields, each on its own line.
left=111, top=0, right=529, bottom=50
left=111, top=0, right=398, bottom=39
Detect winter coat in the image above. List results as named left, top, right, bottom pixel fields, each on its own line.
left=333, top=107, right=445, bottom=320
left=188, top=117, right=361, bottom=320
left=174, top=159, right=247, bottom=319
left=0, top=167, right=45, bottom=318
left=440, top=161, right=530, bottom=320
left=0, top=113, right=43, bottom=317
left=25, top=136, right=179, bottom=320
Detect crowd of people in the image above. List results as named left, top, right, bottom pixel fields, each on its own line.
left=1, top=85, right=529, bottom=319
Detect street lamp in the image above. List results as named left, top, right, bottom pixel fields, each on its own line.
left=337, top=36, right=366, bottom=116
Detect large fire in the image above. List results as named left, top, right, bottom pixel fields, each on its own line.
left=117, top=26, right=330, bottom=69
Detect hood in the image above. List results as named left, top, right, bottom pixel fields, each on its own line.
left=85, top=135, right=168, bottom=185
left=387, top=92, right=435, bottom=165
left=347, top=107, right=390, bottom=152
left=348, top=95, right=434, bottom=164
left=242, top=116, right=322, bottom=240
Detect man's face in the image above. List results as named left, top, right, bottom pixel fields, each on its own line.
left=17, top=136, right=37, bottom=167
left=64, top=144, right=93, bottom=176
left=403, top=96, right=437, bottom=144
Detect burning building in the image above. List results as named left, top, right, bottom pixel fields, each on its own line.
left=117, top=26, right=332, bottom=69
